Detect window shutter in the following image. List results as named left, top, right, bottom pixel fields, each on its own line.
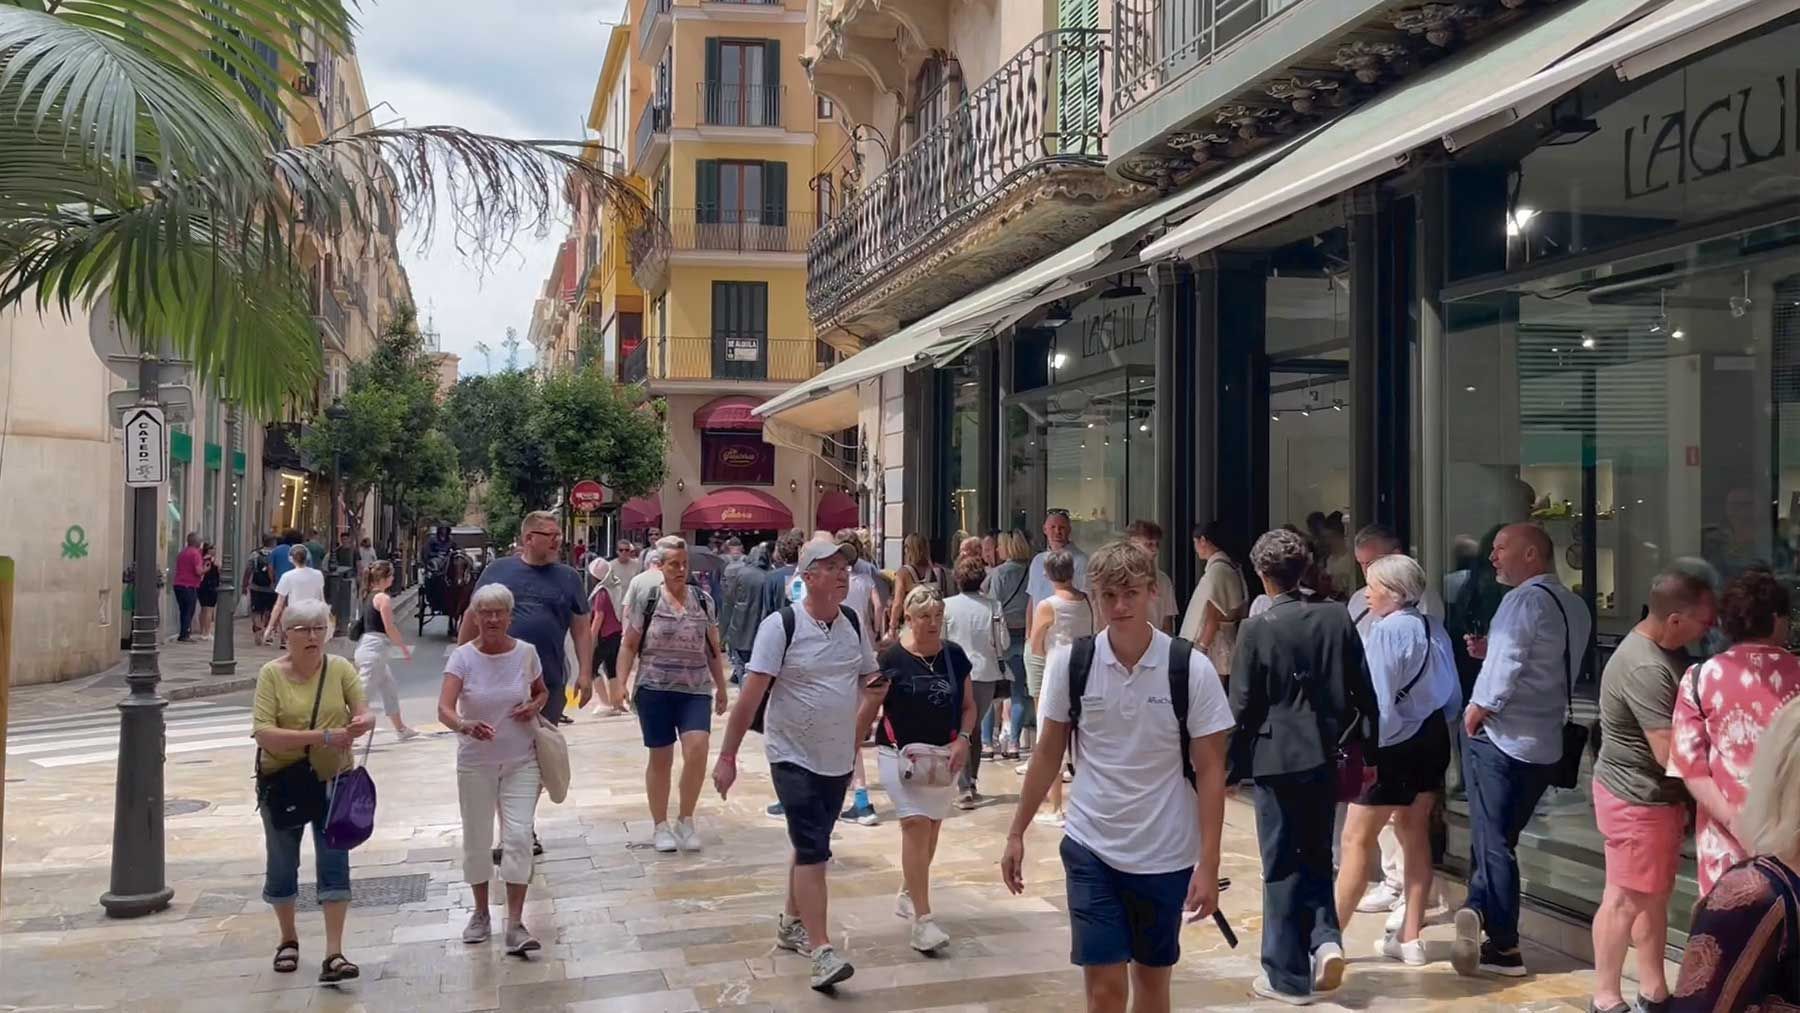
left=1056, top=0, right=1101, bottom=156
left=695, top=160, right=719, bottom=223
left=761, top=161, right=787, bottom=228
left=704, top=38, right=721, bottom=124
left=763, top=40, right=781, bottom=126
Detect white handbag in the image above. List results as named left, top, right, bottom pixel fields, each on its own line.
left=533, top=717, right=570, bottom=804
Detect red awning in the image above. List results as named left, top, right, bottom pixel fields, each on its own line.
left=679, top=487, right=793, bottom=530
left=815, top=490, right=858, bottom=532
left=694, top=395, right=765, bottom=432
left=620, top=496, right=662, bottom=531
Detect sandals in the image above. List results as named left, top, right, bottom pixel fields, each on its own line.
left=319, top=953, right=360, bottom=983
left=273, top=940, right=299, bottom=973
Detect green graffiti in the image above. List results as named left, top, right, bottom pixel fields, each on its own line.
left=62, top=524, right=89, bottom=560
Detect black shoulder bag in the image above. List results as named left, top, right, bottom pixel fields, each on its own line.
left=1534, top=585, right=1589, bottom=789
left=255, top=664, right=331, bottom=830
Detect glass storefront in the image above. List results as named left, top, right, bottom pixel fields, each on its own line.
left=944, top=353, right=983, bottom=543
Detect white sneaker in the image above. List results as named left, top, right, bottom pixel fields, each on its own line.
left=1015, top=761, right=1031, bottom=775
left=652, top=821, right=678, bottom=853
left=1378, top=932, right=1428, bottom=966
left=1356, top=882, right=1402, bottom=913
left=895, top=888, right=915, bottom=921
left=909, top=915, right=950, bottom=954
left=809, top=944, right=854, bottom=990
left=1312, top=942, right=1346, bottom=992
left=673, top=818, right=701, bottom=852
left=775, top=912, right=810, bottom=953
left=1034, top=810, right=1065, bottom=828
left=1385, top=891, right=1451, bottom=934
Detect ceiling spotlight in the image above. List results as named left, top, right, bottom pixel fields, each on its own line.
left=1332, top=402, right=1343, bottom=412
left=1300, top=409, right=1311, bottom=417
left=1580, top=334, right=1597, bottom=349
left=1730, top=270, right=1752, bottom=319
left=1270, top=413, right=1280, bottom=422
left=1671, top=329, right=1686, bottom=340
left=1505, top=206, right=1538, bottom=237
left=1138, top=423, right=1149, bottom=432
left=1049, top=352, right=1069, bottom=369
left=1086, top=421, right=1095, bottom=429
left=1551, top=347, right=1561, bottom=353
left=1464, top=385, right=1477, bottom=392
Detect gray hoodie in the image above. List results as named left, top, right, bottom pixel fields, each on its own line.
left=724, top=544, right=776, bottom=653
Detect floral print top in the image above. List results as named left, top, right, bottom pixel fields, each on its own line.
left=1669, top=644, right=1800, bottom=893
left=1671, top=856, right=1800, bottom=1012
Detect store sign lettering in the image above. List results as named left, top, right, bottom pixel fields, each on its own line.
left=1079, top=299, right=1157, bottom=359
left=1625, top=72, right=1794, bottom=199
left=720, top=446, right=760, bottom=468
left=720, top=506, right=755, bottom=523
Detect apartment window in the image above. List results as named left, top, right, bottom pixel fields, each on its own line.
left=712, top=281, right=768, bottom=380
left=817, top=96, right=835, bottom=119
left=911, top=57, right=947, bottom=140
left=704, top=38, right=780, bottom=126
left=696, top=160, right=787, bottom=226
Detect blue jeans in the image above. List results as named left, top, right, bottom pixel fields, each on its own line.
left=1251, top=766, right=1340, bottom=997
left=261, top=799, right=350, bottom=905
left=1005, top=638, right=1033, bottom=739
left=174, top=586, right=198, bottom=639
left=1461, top=736, right=1554, bottom=950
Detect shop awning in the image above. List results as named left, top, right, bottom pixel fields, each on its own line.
left=1140, top=0, right=1759, bottom=263
left=680, top=487, right=794, bottom=530
left=815, top=490, right=859, bottom=532
left=620, top=496, right=662, bottom=531
left=753, top=139, right=1300, bottom=430
left=693, top=395, right=764, bottom=431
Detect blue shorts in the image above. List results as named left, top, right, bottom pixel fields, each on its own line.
left=1061, top=835, right=1192, bottom=968
left=635, top=687, right=712, bottom=748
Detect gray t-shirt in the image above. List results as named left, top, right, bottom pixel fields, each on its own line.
left=1594, top=631, right=1690, bottom=806
left=747, top=607, right=879, bottom=777
left=473, top=556, right=588, bottom=689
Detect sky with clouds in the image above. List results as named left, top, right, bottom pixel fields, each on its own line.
left=354, top=0, right=629, bottom=375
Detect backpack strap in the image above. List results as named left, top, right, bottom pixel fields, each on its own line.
left=778, top=604, right=797, bottom=664
left=1393, top=613, right=1435, bottom=704
left=1066, top=636, right=1097, bottom=729
left=1169, top=636, right=1196, bottom=786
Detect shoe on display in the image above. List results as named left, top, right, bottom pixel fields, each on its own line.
left=909, top=915, right=950, bottom=954
left=674, top=818, right=702, bottom=852
left=652, top=821, right=678, bottom=853
left=1357, top=882, right=1402, bottom=913
left=809, top=944, right=854, bottom=990
left=1378, top=932, right=1428, bottom=966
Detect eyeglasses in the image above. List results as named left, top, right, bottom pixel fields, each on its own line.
left=527, top=530, right=562, bottom=542
left=287, top=625, right=329, bottom=638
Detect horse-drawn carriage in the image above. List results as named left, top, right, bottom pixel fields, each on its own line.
left=418, top=526, right=488, bottom=638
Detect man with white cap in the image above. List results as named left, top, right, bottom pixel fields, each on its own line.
left=714, top=537, right=881, bottom=991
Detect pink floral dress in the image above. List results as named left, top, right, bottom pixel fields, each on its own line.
left=1669, top=643, right=1800, bottom=893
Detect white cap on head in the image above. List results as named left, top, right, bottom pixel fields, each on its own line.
left=797, top=538, right=850, bottom=572
left=587, top=557, right=610, bottom=582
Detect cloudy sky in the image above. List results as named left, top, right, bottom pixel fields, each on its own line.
left=354, top=0, right=629, bottom=374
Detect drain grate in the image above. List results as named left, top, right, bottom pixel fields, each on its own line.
left=296, top=872, right=428, bottom=911
left=165, top=798, right=209, bottom=816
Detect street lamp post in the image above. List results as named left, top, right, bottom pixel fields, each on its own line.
left=325, top=399, right=352, bottom=629
left=210, top=401, right=239, bottom=676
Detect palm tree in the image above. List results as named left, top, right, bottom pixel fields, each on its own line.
left=0, top=0, right=654, bottom=416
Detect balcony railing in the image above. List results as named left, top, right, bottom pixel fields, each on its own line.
left=662, top=209, right=816, bottom=254
left=623, top=341, right=648, bottom=384
left=642, top=336, right=824, bottom=383
left=807, top=30, right=1107, bottom=317
left=634, top=98, right=669, bottom=169
left=638, top=0, right=672, bottom=55
left=1112, top=0, right=1293, bottom=118
left=698, top=81, right=784, bottom=128
left=313, top=285, right=348, bottom=345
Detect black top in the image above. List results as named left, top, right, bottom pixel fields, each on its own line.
left=361, top=595, right=389, bottom=637
left=200, top=560, right=220, bottom=592
left=1227, top=592, right=1377, bottom=782
left=875, top=641, right=970, bottom=748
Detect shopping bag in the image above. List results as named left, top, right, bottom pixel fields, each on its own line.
left=535, top=717, right=571, bottom=804
left=323, top=730, right=378, bottom=850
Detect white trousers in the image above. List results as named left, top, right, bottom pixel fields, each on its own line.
left=354, top=634, right=400, bottom=717
left=457, top=758, right=541, bottom=886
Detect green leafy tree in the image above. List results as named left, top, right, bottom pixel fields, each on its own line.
left=531, top=365, right=666, bottom=502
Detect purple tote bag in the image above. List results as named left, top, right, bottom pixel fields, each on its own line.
left=324, top=730, right=378, bottom=850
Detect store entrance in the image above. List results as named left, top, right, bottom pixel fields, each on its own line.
left=1003, top=366, right=1156, bottom=549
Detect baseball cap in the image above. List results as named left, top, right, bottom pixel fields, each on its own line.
left=797, top=538, right=851, bottom=572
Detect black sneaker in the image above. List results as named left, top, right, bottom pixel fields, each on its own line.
left=1635, top=996, right=1671, bottom=1013
left=1478, top=941, right=1527, bottom=977
left=556, top=715, right=573, bottom=726
left=766, top=802, right=785, bottom=818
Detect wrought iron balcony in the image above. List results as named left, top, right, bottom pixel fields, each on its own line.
left=806, top=30, right=1108, bottom=320
left=640, top=336, right=825, bottom=384
left=623, top=340, right=649, bottom=385
left=633, top=98, right=670, bottom=172
left=313, top=285, right=348, bottom=349
left=1113, top=0, right=1293, bottom=119
left=698, top=81, right=784, bottom=128
left=667, top=209, right=815, bottom=254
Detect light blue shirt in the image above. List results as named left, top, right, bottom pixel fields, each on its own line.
left=1027, top=544, right=1089, bottom=611
left=1470, top=574, right=1591, bottom=765
left=1364, top=607, right=1462, bottom=747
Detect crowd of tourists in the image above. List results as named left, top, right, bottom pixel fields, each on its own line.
left=244, top=506, right=1800, bottom=1011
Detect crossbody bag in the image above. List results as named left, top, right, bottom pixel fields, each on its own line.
left=881, top=650, right=959, bottom=788
left=1534, top=585, right=1590, bottom=789
left=255, top=663, right=331, bottom=830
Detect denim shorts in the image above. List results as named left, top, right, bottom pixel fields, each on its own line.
left=771, top=761, right=851, bottom=866
left=635, top=686, right=713, bottom=748
left=1061, top=835, right=1192, bottom=968
left=261, top=799, right=350, bottom=905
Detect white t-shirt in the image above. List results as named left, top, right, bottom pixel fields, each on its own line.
left=446, top=639, right=542, bottom=767
left=1039, top=624, right=1235, bottom=875
left=747, top=606, right=879, bottom=777
left=943, top=592, right=1008, bottom=683
left=274, top=565, right=325, bottom=603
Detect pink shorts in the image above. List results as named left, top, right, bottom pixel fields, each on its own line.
left=1593, top=780, right=1686, bottom=896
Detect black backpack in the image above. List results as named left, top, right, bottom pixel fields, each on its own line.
left=750, top=605, right=862, bottom=734
left=1066, top=635, right=1197, bottom=785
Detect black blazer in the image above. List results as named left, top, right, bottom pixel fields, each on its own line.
left=1227, top=592, right=1377, bottom=783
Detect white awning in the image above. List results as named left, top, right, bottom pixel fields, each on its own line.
left=1140, top=0, right=1767, bottom=263
left=756, top=138, right=1302, bottom=428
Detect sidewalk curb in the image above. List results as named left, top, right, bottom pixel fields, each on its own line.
left=163, top=676, right=259, bottom=701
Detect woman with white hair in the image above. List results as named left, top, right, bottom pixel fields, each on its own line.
left=1333, top=553, right=1460, bottom=965
left=439, top=582, right=548, bottom=956
left=252, top=598, right=372, bottom=983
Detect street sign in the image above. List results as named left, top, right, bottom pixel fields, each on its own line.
left=123, top=406, right=167, bottom=487
left=108, top=386, right=193, bottom=424
left=570, top=480, right=605, bottom=513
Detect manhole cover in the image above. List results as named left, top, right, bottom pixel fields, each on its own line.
left=296, top=873, right=428, bottom=911
left=165, top=798, right=209, bottom=816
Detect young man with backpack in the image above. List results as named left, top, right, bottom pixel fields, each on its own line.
left=1001, top=540, right=1234, bottom=1013
left=247, top=534, right=279, bottom=639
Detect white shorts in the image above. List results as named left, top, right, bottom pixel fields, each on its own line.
left=876, top=746, right=954, bottom=822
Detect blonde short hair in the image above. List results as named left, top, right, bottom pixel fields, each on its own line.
left=1365, top=554, right=1427, bottom=608
left=471, top=583, right=515, bottom=613
left=903, top=582, right=944, bottom=616
left=1087, top=540, right=1156, bottom=593
left=1003, top=531, right=1034, bottom=566
left=1740, top=698, right=1800, bottom=855
left=522, top=510, right=559, bottom=533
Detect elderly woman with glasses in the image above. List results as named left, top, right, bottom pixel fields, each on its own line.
left=252, top=598, right=373, bottom=984
left=442, top=582, right=549, bottom=955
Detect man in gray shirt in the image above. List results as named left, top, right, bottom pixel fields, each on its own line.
left=1589, top=569, right=1714, bottom=1013
left=1455, top=523, right=1591, bottom=979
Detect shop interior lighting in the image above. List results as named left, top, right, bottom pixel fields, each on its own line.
left=1505, top=207, right=1539, bottom=237
left=1580, top=333, right=1597, bottom=349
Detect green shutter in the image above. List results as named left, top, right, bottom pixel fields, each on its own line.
left=761, top=161, right=787, bottom=227
left=204, top=442, right=223, bottom=470
left=704, top=38, right=721, bottom=124
left=170, top=429, right=193, bottom=463
left=763, top=40, right=781, bottom=126
left=1056, top=0, right=1101, bottom=155
left=695, top=159, right=719, bottom=224
left=233, top=450, right=247, bottom=476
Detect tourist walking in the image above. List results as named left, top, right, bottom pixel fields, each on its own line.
left=252, top=598, right=372, bottom=984
left=943, top=557, right=1007, bottom=808
left=724, top=543, right=777, bottom=688
left=888, top=533, right=948, bottom=638
left=714, top=537, right=881, bottom=991
left=585, top=557, right=627, bottom=714
left=173, top=531, right=203, bottom=642
left=440, top=583, right=548, bottom=955
left=196, top=542, right=221, bottom=641
left=248, top=534, right=279, bottom=640
left=1590, top=569, right=1715, bottom=1013
left=351, top=560, right=417, bottom=739
left=1025, top=549, right=1094, bottom=825
left=467, top=510, right=592, bottom=727
left=1002, top=539, right=1234, bottom=1013
left=1230, top=527, right=1375, bottom=1005
left=1670, top=569, right=1800, bottom=893
left=1332, top=554, right=1459, bottom=967
left=864, top=583, right=976, bottom=953
left=984, top=530, right=1033, bottom=759
left=1179, top=522, right=1247, bottom=680
left=1456, top=523, right=1592, bottom=979
left=264, top=544, right=325, bottom=646
left=616, top=537, right=728, bottom=854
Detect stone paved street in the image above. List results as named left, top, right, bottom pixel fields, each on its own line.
left=0, top=676, right=1609, bottom=1012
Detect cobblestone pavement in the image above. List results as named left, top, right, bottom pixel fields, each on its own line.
left=1, top=689, right=1605, bottom=1012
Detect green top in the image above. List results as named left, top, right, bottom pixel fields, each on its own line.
left=253, top=655, right=365, bottom=780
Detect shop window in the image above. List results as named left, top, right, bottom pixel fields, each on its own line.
left=701, top=431, right=775, bottom=485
